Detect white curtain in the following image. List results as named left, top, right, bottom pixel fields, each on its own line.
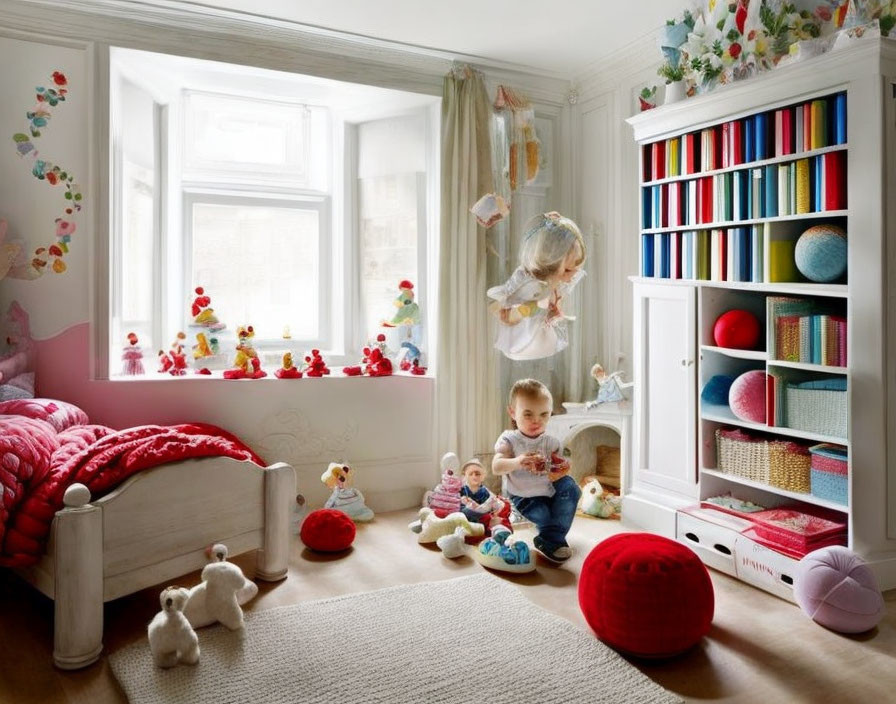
left=435, top=65, right=499, bottom=463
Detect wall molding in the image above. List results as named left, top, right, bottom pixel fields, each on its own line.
left=1, top=0, right=570, bottom=104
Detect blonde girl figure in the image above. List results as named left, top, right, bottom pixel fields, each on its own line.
left=487, top=211, right=586, bottom=360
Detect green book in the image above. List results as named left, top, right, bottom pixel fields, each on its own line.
left=768, top=239, right=798, bottom=282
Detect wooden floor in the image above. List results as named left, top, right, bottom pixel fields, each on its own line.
left=2, top=510, right=896, bottom=703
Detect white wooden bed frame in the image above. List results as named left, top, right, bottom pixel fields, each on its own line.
left=12, top=456, right=295, bottom=670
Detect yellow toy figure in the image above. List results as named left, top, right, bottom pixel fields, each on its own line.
left=274, top=351, right=302, bottom=379
left=190, top=286, right=225, bottom=332
left=192, top=332, right=213, bottom=360
left=223, top=325, right=266, bottom=379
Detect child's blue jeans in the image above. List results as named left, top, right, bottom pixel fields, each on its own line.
left=510, top=475, right=581, bottom=548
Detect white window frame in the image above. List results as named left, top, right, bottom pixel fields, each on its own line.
left=180, top=189, right=332, bottom=350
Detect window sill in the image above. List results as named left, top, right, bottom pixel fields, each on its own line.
left=109, top=369, right=434, bottom=382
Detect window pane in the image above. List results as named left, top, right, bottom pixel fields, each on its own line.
left=359, top=173, right=419, bottom=340
left=191, top=203, right=320, bottom=340
left=121, top=161, right=155, bottom=325
left=184, top=92, right=311, bottom=180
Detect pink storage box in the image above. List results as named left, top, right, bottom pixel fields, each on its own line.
left=809, top=443, right=848, bottom=505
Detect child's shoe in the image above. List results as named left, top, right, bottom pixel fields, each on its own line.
left=533, top=535, right=571, bottom=563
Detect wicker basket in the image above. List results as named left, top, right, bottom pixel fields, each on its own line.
left=716, top=428, right=769, bottom=483
left=784, top=386, right=847, bottom=438
left=809, top=444, right=848, bottom=505
left=768, top=440, right=811, bottom=493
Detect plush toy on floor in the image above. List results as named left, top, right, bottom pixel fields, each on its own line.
left=410, top=507, right=485, bottom=543
left=148, top=586, right=200, bottom=668
left=322, top=462, right=375, bottom=522
left=579, top=476, right=622, bottom=519
left=435, top=526, right=469, bottom=559
left=424, top=452, right=464, bottom=517
left=184, top=543, right=258, bottom=629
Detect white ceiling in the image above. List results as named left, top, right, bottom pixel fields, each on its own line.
left=178, top=0, right=673, bottom=76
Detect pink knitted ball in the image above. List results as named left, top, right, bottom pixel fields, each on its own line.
left=729, top=370, right=767, bottom=424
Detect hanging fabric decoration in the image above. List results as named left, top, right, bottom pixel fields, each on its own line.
left=9, top=70, right=82, bottom=279
left=494, top=85, right=540, bottom=191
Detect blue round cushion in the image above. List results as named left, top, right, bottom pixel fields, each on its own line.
left=701, top=375, right=735, bottom=406
left=795, top=225, right=847, bottom=283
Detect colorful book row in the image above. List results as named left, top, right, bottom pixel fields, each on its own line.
left=775, top=314, right=847, bottom=367
left=641, top=151, right=846, bottom=229
left=642, top=92, right=846, bottom=182
left=641, top=227, right=763, bottom=282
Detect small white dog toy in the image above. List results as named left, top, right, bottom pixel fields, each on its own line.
left=184, top=543, right=258, bottom=629
left=148, top=586, right=200, bottom=668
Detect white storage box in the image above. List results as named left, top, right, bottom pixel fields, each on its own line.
left=733, top=534, right=800, bottom=603
left=676, top=508, right=750, bottom=577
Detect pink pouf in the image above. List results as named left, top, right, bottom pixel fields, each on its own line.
left=729, top=370, right=766, bottom=424
left=713, top=309, right=761, bottom=350
left=794, top=546, right=885, bottom=633
left=300, top=508, right=356, bottom=552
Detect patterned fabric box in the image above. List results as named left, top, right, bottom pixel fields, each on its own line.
left=809, top=443, right=848, bottom=505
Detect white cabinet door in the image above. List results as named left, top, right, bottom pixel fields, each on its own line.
left=632, top=283, right=698, bottom=498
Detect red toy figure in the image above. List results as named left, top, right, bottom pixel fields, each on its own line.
left=304, top=349, right=330, bottom=377
left=223, top=325, right=267, bottom=379
left=274, top=351, right=302, bottom=379
left=342, top=365, right=363, bottom=376
left=362, top=346, right=393, bottom=377
left=410, top=359, right=427, bottom=375
left=158, top=332, right=187, bottom=375
left=190, top=286, right=225, bottom=331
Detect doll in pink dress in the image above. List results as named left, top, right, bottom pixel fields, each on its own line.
left=121, top=332, right=145, bottom=375
left=487, top=212, right=586, bottom=360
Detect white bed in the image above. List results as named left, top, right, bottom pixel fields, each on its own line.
left=12, top=456, right=295, bottom=669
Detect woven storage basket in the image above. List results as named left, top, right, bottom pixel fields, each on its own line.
left=809, top=443, right=848, bottom=505
left=716, top=428, right=769, bottom=483
left=768, top=440, right=811, bottom=493
left=784, top=386, right=847, bottom=438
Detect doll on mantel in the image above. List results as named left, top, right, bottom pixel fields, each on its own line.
left=585, top=363, right=633, bottom=408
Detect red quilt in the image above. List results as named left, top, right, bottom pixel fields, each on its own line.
left=0, top=399, right=264, bottom=567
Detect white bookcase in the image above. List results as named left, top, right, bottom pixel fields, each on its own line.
left=623, top=39, right=896, bottom=600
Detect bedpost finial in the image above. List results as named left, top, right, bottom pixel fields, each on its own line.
left=62, top=483, right=91, bottom=508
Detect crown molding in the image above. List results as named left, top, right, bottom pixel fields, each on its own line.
left=1, top=0, right=570, bottom=102
left=572, top=27, right=660, bottom=100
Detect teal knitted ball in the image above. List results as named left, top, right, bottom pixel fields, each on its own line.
left=794, top=225, right=847, bottom=283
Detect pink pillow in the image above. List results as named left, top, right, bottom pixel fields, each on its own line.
left=794, top=546, right=885, bottom=633
left=729, top=370, right=766, bottom=424
left=0, top=398, right=89, bottom=432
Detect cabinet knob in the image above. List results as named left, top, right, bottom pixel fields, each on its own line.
left=680, top=359, right=694, bottom=367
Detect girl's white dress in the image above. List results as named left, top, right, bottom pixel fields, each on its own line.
left=487, top=267, right=585, bottom=360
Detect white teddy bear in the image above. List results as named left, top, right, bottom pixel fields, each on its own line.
left=148, top=586, right=200, bottom=668
left=184, top=543, right=256, bottom=630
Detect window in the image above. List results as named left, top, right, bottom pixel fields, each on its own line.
left=107, top=48, right=439, bottom=375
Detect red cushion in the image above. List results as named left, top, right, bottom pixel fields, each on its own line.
left=300, top=508, right=356, bottom=552
left=578, top=533, right=714, bottom=657
left=713, top=309, right=761, bottom=350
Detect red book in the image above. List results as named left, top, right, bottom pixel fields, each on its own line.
left=683, top=133, right=697, bottom=174
left=766, top=372, right=776, bottom=427
left=781, top=107, right=793, bottom=155
left=701, top=177, right=714, bottom=223
left=652, top=141, right=666, bottom=180
left=712, top=126, right=722, bottom=169
left=731, top=120, right=743, bottom=165
left=823, top=150, right=847, bottom=209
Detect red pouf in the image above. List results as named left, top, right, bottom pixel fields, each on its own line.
left=300, top=509, right=356, bottom=552
left=578, top=533, right=714, bottom=658
left=713, top=309, right=761, bottom=350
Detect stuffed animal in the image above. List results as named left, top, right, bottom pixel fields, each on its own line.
left=321, top=462, right=375, bottom=522
left=425, top=452, right=464, bottom=517
left=148, top=586, right=200, bottom=668
left=412, top=507, right=485, bottom=544
left=435, top=525, right=469, bottom=559
left=184, top=543, right=258, bottom=629
left=579, top=476, right=622, bottom=518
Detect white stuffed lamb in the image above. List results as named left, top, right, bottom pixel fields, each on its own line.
left=148, top=586, right=200, bottom=668
left=184, top=543, right=257, bottom=629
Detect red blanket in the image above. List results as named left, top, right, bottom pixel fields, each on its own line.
left=0, top=400, right=264, bottom=567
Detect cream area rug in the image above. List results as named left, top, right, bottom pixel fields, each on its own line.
left=109, top=574, right=681, bottom=704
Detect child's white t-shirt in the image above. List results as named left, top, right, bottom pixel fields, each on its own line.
left=494, top=429, right=562, bottom=498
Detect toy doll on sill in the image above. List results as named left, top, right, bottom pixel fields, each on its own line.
left=487, top=211, right=586, bottom=360
left=121, top=332, right=145, bottom=375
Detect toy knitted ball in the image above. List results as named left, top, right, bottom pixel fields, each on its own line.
left=578, top=533, right=714, bottom=657
left=701, top=374, right=735, bottom=406
left=712, top=309, right=761, bottom=350
left=793, top=546, right=885, bottom=634
left=300, top=508, right=356, bottom=552
left=729, top=370, right=767, bottom=424
left=794, top=225, right=847, bottom=282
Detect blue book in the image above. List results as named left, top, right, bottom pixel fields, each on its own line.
left=814, top=157, right=822, bottom=212
left=661, top=233, right=671, bottom=278
left=744, top=116, right=755, bottom=163
left=755, top=113, right=768, bottom=160
left=642, top=189, right=651, bottom=228
left=764, top=164, right=778, bottom=217
left=834, top=93, right=847, bottom=145
left=642, top=234, right=654, bottom=276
